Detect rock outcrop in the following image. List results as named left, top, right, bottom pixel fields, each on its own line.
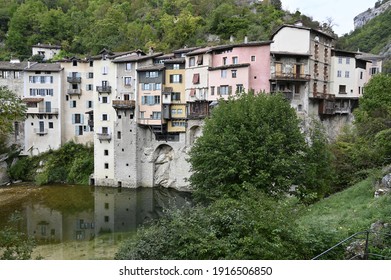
left=354, top=1, right=391, bottom=30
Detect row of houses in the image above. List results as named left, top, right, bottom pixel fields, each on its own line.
left=2, top=23, right=383, bottom=190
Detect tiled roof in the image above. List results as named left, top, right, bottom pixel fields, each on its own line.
left=112, top=52, right=164, bottom=63
left=22, top=98, right=44, bottom=103
left=136, top=64, right=165, bottom=71
left=0, top=61, right=29, bottom=70
left=24, top=63, right=63, bottom=72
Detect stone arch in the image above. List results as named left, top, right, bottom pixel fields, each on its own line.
left=189, top=125, right=202, bottom=145
left=152, top=144, right=174, bottom=188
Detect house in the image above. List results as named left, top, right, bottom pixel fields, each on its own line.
left=32, top=44, right=61, bottom=61
left=22, top=63, right=63, bottom=155
left=270, top=23, right=335, bottom=117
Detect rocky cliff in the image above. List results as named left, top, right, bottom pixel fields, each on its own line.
left=354, top=1, right=391, bottom=29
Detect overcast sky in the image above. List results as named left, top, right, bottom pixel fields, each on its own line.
left=282, top=0, right=377, bottom=36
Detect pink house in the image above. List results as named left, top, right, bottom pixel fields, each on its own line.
left=208, top=41, right=272, bottom=100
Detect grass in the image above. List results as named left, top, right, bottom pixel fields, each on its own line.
left=298, top=176, right=391, bottom=241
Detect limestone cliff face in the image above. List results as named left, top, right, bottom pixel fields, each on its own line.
left=354, top=1, right=391, bottom=30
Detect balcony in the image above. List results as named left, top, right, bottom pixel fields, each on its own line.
left=27, top=108, right=59, bottom=116
left=96, top=133, right=112, bottom=142
left=96, top=86, right=112, bottom=94
left=270, top=73, right=311, bottom=82
left=112, top=100, right=135, bottom=110
left=67, top=89, right=82, bottom=95
left=67, top=76, right=81, bottom=83
left=34, top=128, right=48, bottom=135
left=310, top=92, right=335, bottom=100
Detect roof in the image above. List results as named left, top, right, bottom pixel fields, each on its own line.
left=356, top=52, right=385, bottom=61
left=32, top=43, right=61, bottom=49
left=112, top=52, right=163, bottom=63
left=0, top=61, right=29, bottom=70
left=173, top=46, right=200, bottom=54
left=164, top=57, right=186, bottom=64
left=185, top=41, right=272, bottom=56
left=24, top=63, right=63, bottom=72
left=91, top=49, right=148, bottom=61
left=332, top=49, right=360, bottom=57
left=136, top=64, right=166, bottom=71
left=271, top=24, right=336, bottom=40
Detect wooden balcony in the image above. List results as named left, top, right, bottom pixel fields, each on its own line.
left=310, top=92, right=335, bottom=100
left=67, top=76, right=81, bottom=83
left=96, top=86, right=112, bottom=94
left=112, top=100, right=135, bottom=110
left=270, top=73, right=311, bottom=82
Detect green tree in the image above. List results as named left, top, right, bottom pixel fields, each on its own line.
left=189, top=93, right=306, bottom=202
left=0, top=86, right=26, bottom=139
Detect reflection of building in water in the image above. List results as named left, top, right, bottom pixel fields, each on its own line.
left=94, top=187, right=191, bottom=238
left=25, top=204, right=94, bottom=243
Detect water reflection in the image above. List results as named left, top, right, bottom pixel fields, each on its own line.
left=0, top=185, right=191, bottom=258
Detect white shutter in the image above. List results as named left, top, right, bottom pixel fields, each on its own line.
left=72, top=114, right=75, bottom=124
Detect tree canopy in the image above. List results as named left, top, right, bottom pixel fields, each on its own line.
left=0, top=86, right=26, bottom=137
left=188, top=93, right=307, bottom=202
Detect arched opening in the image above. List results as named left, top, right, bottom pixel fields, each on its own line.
left=153, top=144, right=174, bottom=188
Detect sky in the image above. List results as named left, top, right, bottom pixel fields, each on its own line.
left=282, top=0, right=377, bottom=36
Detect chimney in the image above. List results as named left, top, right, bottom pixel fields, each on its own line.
left=230, top=35, right=234, bottom=43
left=149, top=47, right=154, bottom=55
left=244, top=36, right=248, bottom=43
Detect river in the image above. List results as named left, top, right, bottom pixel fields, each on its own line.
left=0, top=183, right=192, bottom=260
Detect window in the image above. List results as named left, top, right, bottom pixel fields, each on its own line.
left=173, top=64, right=180, bottom=69
left=89, top=61, right=93, bottom=67
left=219, top=85, right=229, bottom=95
left=70, top=100, right=77, bottom=108
left=104, top=150, right=109, bottom=156
left=124, top=77, right=131, bottom=86
left=171, top=92, right=180, bottom=101
left=197, top=55, right=203, bottom=65
left=338, top=57, right=343, bottom=64
left=189, top=57, right=195, bottom=67
left=104, top=163, right=109, bottom=169
left=345, top=71, right=350, bottom=78
left=337, top=70, right=342, bottom=78
left=232, top=56, right=238, bottom=64
left=102, top=66, right=108, bottom=75
left=141, top=95, right=160, bottom=105
left=102, top=114, right=108, bottom=121
left=88, top=72, right=93, bottom=79
left=360, top=72, right=363, bottom=79
left=73, top=114, right=82, bottom=124
left=192, top=73, right=200, bottom=84
left=251, top=56, right=256, bottom=62
left=339, top=85, right=347, bottom=94
left=142, top=83, right=151, bottom=90
left=86, top=84, right=93, bottom=91
left=73, top=60, right=77, bottom=66
left=223, top=57, right=227, bottom=65
left=170, top=74, right=182, bottom=83
left=177, top=109, right=183, bottom=114
left=105, top=203, right=109, bottom=209
left=117, top=131, right=121, bottom=139
left=370, top=67, right=379, bottom=75
left=140, top=111, right=145, bottom=118
left=102, top=96, right=108, bottom=103
left=346, top=57, right=350, bottom=64
left=231, top=70, right=237, bottom=78
left=236, top=84, right=244, bottom=93
left=125, top=63, right=132, bottom=71
left=171, top=109, right=177, bottom=115
left=211, top=86, right=215, bottom=96
left=151, top=112, right=161, bottom=119
left=221, top=69, right=227, bottom=78
left=102, top=127, right=108, bottom=134
left=146, top=71, right=158, bottom=78
left=104, top=216, right=109, bottom=222
left=155, top=83, right=161, bottom=90
left=49, top=122, right=53, bottom=129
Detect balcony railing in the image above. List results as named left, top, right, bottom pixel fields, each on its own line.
left=67, top=76, right=81, bottom=83
left=96, top=86, right=112, bottom=94
left=112, top=100, right=135, bottom=110
left=34, top=128, right=48, bottom=135
left=271, top=73, right=311, bottom=81
left=96, top=133, right=112, bottom=141
left=334, top=106, right=351, bottom=114
left=311, top=92, right=335, bottom=100
left=67, top=89, right=82, bottom=95
left=27, top=108, right=59, bottom=115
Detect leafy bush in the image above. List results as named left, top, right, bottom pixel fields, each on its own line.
left=115, top=189, right=321, bottom=260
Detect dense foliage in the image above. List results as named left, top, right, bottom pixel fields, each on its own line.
left=115, top=189, right=323, bottom=260
left=332, top=74, right=391, bottom=189
left=0, top=86, right=26, bottom=138
left=0, top=211, right=37, bottom=260
left=9, top=141, right=93, bottom=185
left=0, top=0, right=329, bottom=59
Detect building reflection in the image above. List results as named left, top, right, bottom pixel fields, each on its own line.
left=21, top=186, right=191, bottom=244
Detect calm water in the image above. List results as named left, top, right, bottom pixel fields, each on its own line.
left=0, top=184, right=192, bottom=260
